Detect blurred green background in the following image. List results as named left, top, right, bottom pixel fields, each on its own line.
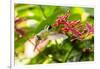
left=15, top=4, right=94, bottom=65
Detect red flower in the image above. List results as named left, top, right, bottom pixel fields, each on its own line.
left=52, top=11, right=70, bottom=27
left=86, top=23, right=94, bottom=34
left=52, top=11, right=93, bottom=40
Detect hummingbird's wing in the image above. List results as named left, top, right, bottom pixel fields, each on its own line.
left=48, top=32, right=68, bottom=40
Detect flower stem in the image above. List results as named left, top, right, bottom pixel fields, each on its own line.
left=39, top=6, right=47, bottom=20
left=63, top=46, right=74, bottom=62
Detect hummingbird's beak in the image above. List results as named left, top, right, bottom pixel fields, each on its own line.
left=24, top=36, right=37, bottom=58
left=24, top=36, right=49, bottom=58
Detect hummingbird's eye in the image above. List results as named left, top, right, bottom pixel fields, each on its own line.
left=36, top=35, right=41, bottom=40
left=48, top=25, right=52, bottom=30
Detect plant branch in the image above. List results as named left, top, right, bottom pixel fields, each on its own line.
left=39, top=6, right=47, bottom=20
left=63, top=46, right=74, bottom=62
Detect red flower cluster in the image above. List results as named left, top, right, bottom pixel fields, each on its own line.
left=15, top=18, right=26, bottom=39
left=86, top=23, right=94, bottom=34
left=52, top=11, right=94, bottom=40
